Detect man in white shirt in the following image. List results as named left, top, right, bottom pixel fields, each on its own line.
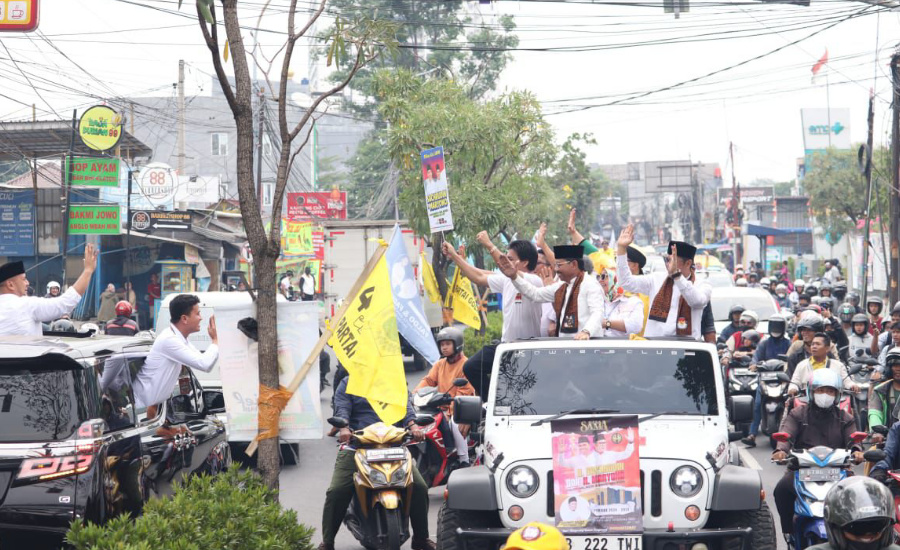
left=279, top=270, right=294, bottom=300
left=496, top=244, right=606, bottom=340
left=615, top=224, right=711, bottom=340
left=0, top=244, right=98, bottom=336
left=133, top=294, right=219, bottom=409
left=299, top=267, right=316, bottom=301
left=442, top=233, right=543, bottom=398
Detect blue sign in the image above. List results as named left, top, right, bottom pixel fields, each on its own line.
left=0, top=189, right=35, bottom=257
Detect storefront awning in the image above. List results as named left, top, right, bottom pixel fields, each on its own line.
left=746, top=224, right=812, bottom=237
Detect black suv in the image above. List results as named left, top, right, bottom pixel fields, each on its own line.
left=0, top=334, right=230, bottom=547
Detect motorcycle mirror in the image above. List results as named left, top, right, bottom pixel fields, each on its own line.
left=452, top=378, right=469, bottom=387
left=414, top=414, right=434, bottom=427
left=864, top=449, right=887, bottom=463
left=777, top=354, right=789, bottom=362
left=847, top=364, right=863, bottom=376
left=776, top=372, right=791, bottom=382
left=873, top=424, right=890, bottom=436
left=772, top=432, right=791, bottom=443
left=327, top=417, right=349, bottom=429
left=851, top=431, right=868, bottom=443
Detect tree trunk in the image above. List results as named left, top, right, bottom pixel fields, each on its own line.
left=254, top=251, right=281, bottom=490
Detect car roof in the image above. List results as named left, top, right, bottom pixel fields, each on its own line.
left=0, top=334, right=152, bottom=360
left=710, top=286, right=773, bottom=298
left=497, top=336, right=716, bottom=352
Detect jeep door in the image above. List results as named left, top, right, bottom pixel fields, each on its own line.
left=167, top=368, right=228, bottom=479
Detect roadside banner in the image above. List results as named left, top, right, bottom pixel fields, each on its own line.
left=550, top=416, right=643, bottom=534
left=448, top=266, right=481, bottom=330
left=331, top=252, right=408, bottom=424
left=421, top=146, right=454, bottom=233
left=283, top=219, right=314, bottom=256
left=385, top=225, right=439, bottom=365
left=420, top=252, right=442, bottom=304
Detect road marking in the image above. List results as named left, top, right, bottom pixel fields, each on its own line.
left=739, top=447, right=763, bottom=470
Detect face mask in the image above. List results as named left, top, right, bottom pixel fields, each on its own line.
left=814, top=393, right=836, bottom=408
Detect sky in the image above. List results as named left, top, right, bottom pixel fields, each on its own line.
left=0, top=0, right=896, bottom=184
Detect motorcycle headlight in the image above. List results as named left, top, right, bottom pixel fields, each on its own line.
left=390, top=465, right=408, bottom=483
left=670, top=466, right=703, bottom=498
left=369, top=469, right=388, bottom=485
left=764, top=384, right=783, bottom=397
left=506, top=466, right=539, bottom=498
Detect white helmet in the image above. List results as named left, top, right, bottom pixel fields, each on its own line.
left=46, top=281, right=60, bottom=293
left=760, top=277, right=772, bottom=286
left=735, top=277, right=748, bottom=287
left=795, top=279, right=806, bottom=288
left=79, top=322, right=100, bottom=335
left=776, top=283, right=788, bottom=293
left=740, top=309, right=759, bottom=327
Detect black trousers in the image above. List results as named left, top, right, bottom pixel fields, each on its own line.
left=773, top=471, right=796, bottom=536
left=462, top=344, right=497, bottom=402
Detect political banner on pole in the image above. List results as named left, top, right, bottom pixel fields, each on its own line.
left=551, top=416, right=643, bottom=534
left=421, top=146, right=454, bottom=233
left=448, top=266, right=481, bottom=330
left=385, top=225, right=439, bottom=366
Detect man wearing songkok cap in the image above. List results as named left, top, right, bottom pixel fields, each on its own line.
left=0, top=244, right=98, bottom=336
left=615, top=224, right=711, bottom=339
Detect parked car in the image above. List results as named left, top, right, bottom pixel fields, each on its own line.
left=0, top=334, right=230, bottom=548
left=711, top=287, right=780, bottom=335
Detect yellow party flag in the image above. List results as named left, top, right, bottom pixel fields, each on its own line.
left=331, top=253, right=408, bottom=424
left=448, top=267, right=482, bottom=330
left=421, top=252, right=442, bottom=304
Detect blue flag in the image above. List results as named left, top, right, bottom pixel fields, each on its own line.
left=385, top=225, right=440, bottom=366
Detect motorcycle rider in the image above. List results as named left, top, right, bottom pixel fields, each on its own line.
left=839, top=303, right=857, bottom=336
left=847, top=291, right=862, bottom=314
left=833, top=281, right=848, bottom=303
left=877, top=323, right=900, bottom=373
left=821, top=299, right=851, bottom=363
left=725, top=309, right=759, bottom=356
left=773, top=369, right=865, bottom=539
left=821, top=281, right=834, bottom=301
left=44, top=280, right=60, bottom=298
left=747, top=272, right=761, bottom=288
left=104, top=301, right=139, bottom=336
left=867, top=350, right=900, bottom=442
left=775, top=283, right=791, bottom=309
left=742, top=314, right=793, bottom=447
left=412, top=327, right=476, bottom=467
left=717, top=304, right=745, bottom=346
left=808, top=476, right=899, bottom=550
left=868, top=296, right=885, bottom=335
left=849, top=314, right=874, bottom=361
left=760, top=277, right=773, bottom=295
left=790, top=279, right=806, bottom=306
left=873, top=304, right=900, bottom=357
left=788, top=332, right=857, bottom=396
left=321, top=377, right=434, bottom=550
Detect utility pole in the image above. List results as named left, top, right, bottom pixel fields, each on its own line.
left=729, top=142, right=742, bottom=268
left=861, top=90, right=875, bottom=306
left=889, top=55, right=900, bottom=304
left=177, top=60, right=186, bottom=177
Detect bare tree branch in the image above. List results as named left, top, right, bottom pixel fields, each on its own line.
left=289, top=46, right=366, bottom=142
left=197, top=2, right=237, bottom=114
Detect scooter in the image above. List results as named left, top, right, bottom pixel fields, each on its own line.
left=846, top=352, right=880, bottom=432
left=773, top=430, right=868, bottom=549
left=726, top=355, right=758, bottom=435
left=327, top=416, right=431, bottom=550
left=756, top=358, right=790, bottom=448
left=411, top=379, right=478, bottom=488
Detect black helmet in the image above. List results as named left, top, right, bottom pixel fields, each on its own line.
left=847, top=291, right=861, bottom=306
left=741, top=330, right=761, bottom=347
left=729, top=305, right=745, bottom=318
left=867, top=296, right=884, bottom=316
left=807, top=285, right=819, bottom=297
left=851, top=313, right=870, bottom=334
left=839, top=303, right=855, bottom=323
left=820, top=280, right=833, bottom=294
left=892, top=301, right=900, bottom=316
left=824, top=476, right=894, bottom=550
left=768, top=316, right=787, bottom=338
left=833, top=281, right=848, bottom=300
left=436, top=327, right=464, bottom=355
left=797, top=312, right=825, bottom=333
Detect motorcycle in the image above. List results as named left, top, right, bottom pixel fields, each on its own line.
left=773, top=430, right=868, bottom=549
left=756, top=358, right=790, bottom=448
left=846, top=353, right=880, bottom=432
left=327, top=416, right=431, bottom=550
left=411, top=379, right=478, bottom=488
left=726, top=354, right=758, bottom=435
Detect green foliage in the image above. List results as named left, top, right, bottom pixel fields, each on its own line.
left=65, top=469, right=315, bottom=550
left=802, top=146, right=890, bottom=236
left=464, top=311, right=503, bottom=352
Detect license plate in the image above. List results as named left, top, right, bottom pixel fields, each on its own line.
left=565, top=536, right=642, bottom=550
left=800, top=468, right=842, bottom=482
left=365, top=448, right=406, bottom=461
left=760, top=372, right=779, bottom=381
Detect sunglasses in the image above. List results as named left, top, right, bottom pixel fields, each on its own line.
left=599, top=273, right=608, bottom=280
left=843, top=519, right=891, bottom=537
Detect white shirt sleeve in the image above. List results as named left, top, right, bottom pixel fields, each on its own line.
left=622, top=297, right=645, bottom=336
left=511, top=275, right=562, bottom=303
left=158, top=336, right=220, bottom=373
left=790, top=361, right=807, bottom=393
left=28, top=287, right=82, bottom=323
left=582, top=281, right=606, bottom=337
left=616, top=254, right=654, bottom=295
left=487, top=273, right=507, bottom=294
left=673, top=275, right=712, bottom=309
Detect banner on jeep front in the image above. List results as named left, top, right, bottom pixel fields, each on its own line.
left=550, top=416, right=643, bottom=534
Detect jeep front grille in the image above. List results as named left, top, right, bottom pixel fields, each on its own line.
left=546, top=470, right=555, bottom=518
left=650, top=469, right=662, bottom=517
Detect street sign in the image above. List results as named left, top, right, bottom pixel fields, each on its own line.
left=130, top=210, right=192, bottom=231
left=78, top=106, right=124, bottom=152
left=0, top=1, right=40, bottom=33
left=68, top=205, right=121, bottom=235
left=66, top=157, right=120, bottom=187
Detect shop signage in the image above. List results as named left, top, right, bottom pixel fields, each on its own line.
left=0, top=189, right=35, bottom=256
left=137, top=163, right=177, bottom=201
left=0, top=0, right=39, bottom=33
left=129, top=210, right=191, bottom=231
left=717, top=186, right=774, bottom=205
left=66, top=157, right=120, bottom=187
left=78, top=106, right=124, bottom=152
left=287, top=191, right=347, bottom=221
left=68, top=205, right=121, bottom=235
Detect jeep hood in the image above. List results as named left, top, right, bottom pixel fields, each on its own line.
left=487, top=416, right=728, bottom=470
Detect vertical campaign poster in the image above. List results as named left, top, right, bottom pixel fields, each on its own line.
left=551, top=416, right=643, bottom=534
left=421, top=146, right=454, bottom=233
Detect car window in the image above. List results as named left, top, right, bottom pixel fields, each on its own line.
left=95, top=354, right=137, bottom=430
left=710, top=293, right=777, bottom=321
left=494, top=347, right=718, bottom=417
left=0, top=356, right=95, bottom=442
left=127, top=356, right=162, bottom=425
left=168, top=367, right=202, bottom=420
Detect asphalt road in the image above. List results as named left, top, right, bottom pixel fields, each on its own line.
left=277, top=356, right=855, bottom=550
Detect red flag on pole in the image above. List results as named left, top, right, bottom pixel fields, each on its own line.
left=811, top=49, right=828, bottom=80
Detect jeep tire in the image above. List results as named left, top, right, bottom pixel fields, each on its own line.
left=706, top=501, right=776, bottom=550
left=437, top=502, right=501, bottom=550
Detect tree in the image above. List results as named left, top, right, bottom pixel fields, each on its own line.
left=802, top=146, right=890, bottom=237
left=184, top=0, right=397, bottom=490
left=373, top=69, right=557, bottom=294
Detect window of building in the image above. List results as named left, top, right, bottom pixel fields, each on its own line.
left=211, top=133, right=229, bottom=156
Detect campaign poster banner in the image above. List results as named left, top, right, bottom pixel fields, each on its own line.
left=283, top=219, right=314, bottom=256
left=551, top=416, right=643, bottom=534
left=421, top=146, right=454, bottom=233
left=287, top=192, right=347, bottom=221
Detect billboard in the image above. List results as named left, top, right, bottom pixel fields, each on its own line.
left=287, top=191, right=347, bottom=221
left=801, top=108, right=851, bottom=154
left=0, top=189, right=35, bottom=256
left=716, top=186, right=774, bottom=205
left=644, top=160, right=693, bottom=193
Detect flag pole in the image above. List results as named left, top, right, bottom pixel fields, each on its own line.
left=826, top=71, right=832, bottom=148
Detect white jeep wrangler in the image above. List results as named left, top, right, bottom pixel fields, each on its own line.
left=439, top=337, right=775, bottom=550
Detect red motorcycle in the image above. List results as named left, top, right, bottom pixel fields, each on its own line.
left=410, top=381, right=479, bottom=488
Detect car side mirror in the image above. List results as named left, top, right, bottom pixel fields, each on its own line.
left=202, top=390, right=226, bottom=414
left=454, top=396, right=483, bottom=426
left=452, top=378, right=469, bottom=387
left=327, top=417, right=349, bottom=429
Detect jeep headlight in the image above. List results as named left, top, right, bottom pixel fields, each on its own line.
left=670, top=466, right=703, bottom=498
left=506, top=466, right=539, bottom=498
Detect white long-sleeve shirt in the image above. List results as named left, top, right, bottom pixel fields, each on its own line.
left=615, top=254, right=711, bottom=340
left=133, top=325, right=219, bottom=408
left=511, top=273, right=606, bottom=337
left=789, top=357, right=852, bottom=393
left=603, top=295, right=646, bottom=337
left=0, top=287, right=83, bottom=336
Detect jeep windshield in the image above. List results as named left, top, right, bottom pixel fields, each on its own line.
left=0, top=357, right=95, bottom=442
left=493, top=346, right=718, bottom=416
